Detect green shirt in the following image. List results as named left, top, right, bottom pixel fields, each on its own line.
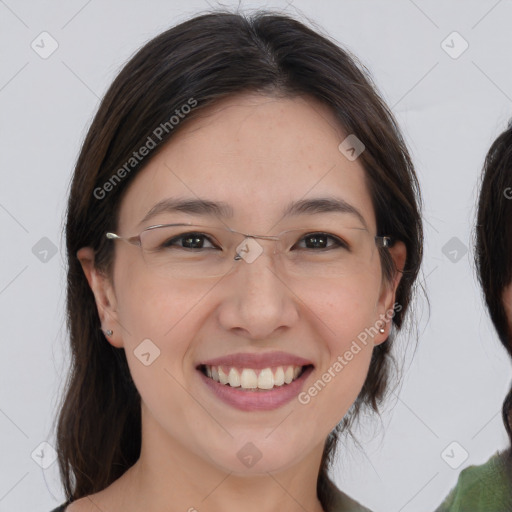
left=435, top=450, right=512, bottom=512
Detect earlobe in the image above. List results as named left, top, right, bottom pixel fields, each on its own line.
left=76, top=247, right=121, bottom=348
left=375, top=240, right=407, bottom=344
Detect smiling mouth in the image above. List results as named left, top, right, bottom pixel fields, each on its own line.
left=198, top=364, right=313, bottom=391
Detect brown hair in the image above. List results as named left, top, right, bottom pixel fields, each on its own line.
left=475, top=123, right=512, bottom=454
left=56, top=10, right=423, bottom=508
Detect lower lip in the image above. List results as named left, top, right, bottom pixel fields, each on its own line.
left=197, top=366, right=314, bottom=411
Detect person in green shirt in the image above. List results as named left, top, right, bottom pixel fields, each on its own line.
left=436, top=122, right=512, bottom=512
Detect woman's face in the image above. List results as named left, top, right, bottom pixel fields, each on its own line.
left=81, top=93, right=405, bottom=475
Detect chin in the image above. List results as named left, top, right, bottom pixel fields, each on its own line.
left=200, top=434, right=310, bottom=476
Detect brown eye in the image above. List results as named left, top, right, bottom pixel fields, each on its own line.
left=295, top=232, right=349, bottom=250
left=162, top=232, right=219, bottom=250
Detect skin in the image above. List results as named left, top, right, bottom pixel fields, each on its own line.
left=504, top=284, right=512, bottom=336
left=73, top=92, right=406, bottom=512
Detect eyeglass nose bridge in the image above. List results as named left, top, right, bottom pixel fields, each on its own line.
left=233, top=232, right=281, bottom=262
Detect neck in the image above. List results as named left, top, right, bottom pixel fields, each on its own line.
left=118, top=404, right=326, bottom=512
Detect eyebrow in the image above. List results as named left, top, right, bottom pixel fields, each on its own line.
left=139, top=196, right=368, bottom=229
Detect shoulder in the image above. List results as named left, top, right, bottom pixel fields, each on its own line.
left=49, top=506, right=68, bottom=512
left=435, top=450, right=512, bottom=512
left=62, top=465, right=135, bottom=511
left=57, top=495, right=100, bottom=512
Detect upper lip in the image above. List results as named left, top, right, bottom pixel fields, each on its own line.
left=197, top=351, right=314, bottom=370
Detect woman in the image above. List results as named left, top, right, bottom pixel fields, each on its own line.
left=435, top=123, right=512, bottom=511
left=51, top=10, right=422, bottom=512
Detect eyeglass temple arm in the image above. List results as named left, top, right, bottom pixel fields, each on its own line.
left=105, top=232, right=142, bottom=246
left=377, top=236, right=393, bottom=248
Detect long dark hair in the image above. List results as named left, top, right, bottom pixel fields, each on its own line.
left=475, top=123, right=512, bottom=457
left=55, top=10, right=423, bottom=509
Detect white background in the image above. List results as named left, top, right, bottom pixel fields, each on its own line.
left=1, top=1, right=511, bottom=511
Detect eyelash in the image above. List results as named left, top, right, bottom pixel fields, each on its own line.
left=296, top=233, right=349, bottom=251
left=163, top=232, right=350, bottom=251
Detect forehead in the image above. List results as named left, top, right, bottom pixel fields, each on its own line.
left=117, top=93, right=376, bottom=233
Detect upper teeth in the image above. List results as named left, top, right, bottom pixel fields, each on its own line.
left=204, top=365, right=303, bottom=390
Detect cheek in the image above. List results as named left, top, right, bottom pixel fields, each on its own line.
left=297, top=315, right=375, bottom=437
left=113, top=274, right=211, bottom=423
left=300, top=270, right=382, bottom=340
left=292, top=274, right=382, bottom=422
left=112, top=258, right=211, bottom=393
left=113, top=251, right=205, bottom=338
left=318, top=282, right=377, bottom=381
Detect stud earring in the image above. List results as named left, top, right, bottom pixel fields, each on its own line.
left=379, top=327, right=385, bottom=334
left=103, top=329, right=113, bottom=337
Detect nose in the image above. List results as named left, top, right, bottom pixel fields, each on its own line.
left=216, top=242, right=300, bottom=340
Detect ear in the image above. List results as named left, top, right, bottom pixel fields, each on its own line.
left=77, top=247, right=123, bottom=348
left=374, top=240, right=407, bottom=345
